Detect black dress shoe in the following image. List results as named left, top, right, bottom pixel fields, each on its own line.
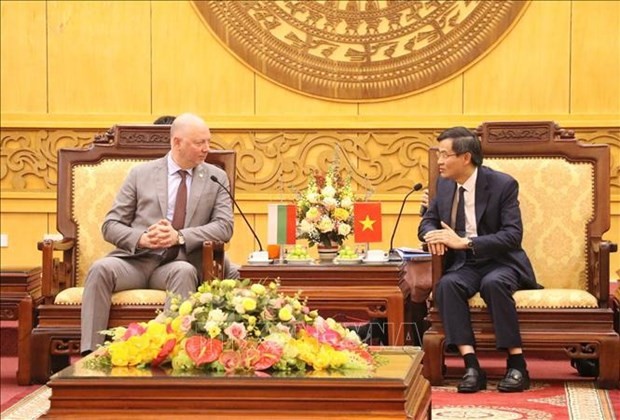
left=498, top=368, right=530, bottom=392
left=457, top=368, right=487, bottom=393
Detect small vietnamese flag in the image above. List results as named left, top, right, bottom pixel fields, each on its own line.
left=354, top=202, right=382, bottom=243
left=267, top=204, right=297, bottom=245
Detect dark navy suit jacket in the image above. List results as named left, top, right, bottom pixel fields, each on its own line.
left=418, top=165, right=540, bottom=290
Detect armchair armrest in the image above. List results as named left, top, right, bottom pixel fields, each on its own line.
left=37, top=238, right=75, bottom=301
left=421, top=242, right=444, bottom=298
left=201, top=241, right=226, bottom=281
left=592, top=239, right=618, bottom=306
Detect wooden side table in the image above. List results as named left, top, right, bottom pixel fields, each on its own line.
left=240, top=262, right=408, bottom=345
left=0, top=266, right=43, bottom=385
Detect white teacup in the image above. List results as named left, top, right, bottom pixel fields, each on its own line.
left=248, top=250, right=269, bottom=262
left=366, top=249, right=388, bottom=261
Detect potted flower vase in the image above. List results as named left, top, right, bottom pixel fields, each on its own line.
left=317, top=242, right=339, bottom=262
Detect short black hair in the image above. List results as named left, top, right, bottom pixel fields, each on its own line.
left=437, top=126, right=483, bottom=166
left=153, top=115, right=176, bottom=125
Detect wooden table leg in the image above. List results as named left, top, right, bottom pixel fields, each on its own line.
left=386, top=291, right=405, bottom=346
left=17, top=295, right=33, bottom=385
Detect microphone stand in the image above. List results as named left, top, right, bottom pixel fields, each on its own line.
left=210, top=175, right=264, bottom=252
left=388, top=183, right=423, bottom=261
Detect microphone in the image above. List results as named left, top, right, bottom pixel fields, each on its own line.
left=388, top=182, right=423, bottom=261
left=210, top=175, right=263, bottom=252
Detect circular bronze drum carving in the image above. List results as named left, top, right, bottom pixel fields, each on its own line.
left=194, top=1, right=528, bottom=102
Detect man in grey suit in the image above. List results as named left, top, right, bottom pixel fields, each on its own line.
left=419, top=127, right=540, bottom=393
left=153, top=115, right=240, bottom=279
left=80, top=113, right=234, bottom=354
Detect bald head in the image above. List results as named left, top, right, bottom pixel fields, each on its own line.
left=170, top=113, right=208, bottom=138
left=170, top=113, right=211, bottom=169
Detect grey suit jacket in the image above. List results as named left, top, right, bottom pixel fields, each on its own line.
left=101, top=153, right=234, bottom=272
left=418, top=165, right=539, bottom=290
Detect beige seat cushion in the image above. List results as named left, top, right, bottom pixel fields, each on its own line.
left=54, top=287, right=167, bottom=306
left=468, top=288, right=598, bottom=309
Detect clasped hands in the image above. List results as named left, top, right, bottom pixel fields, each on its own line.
left=138, top=219, right=180, bottom=249
left=423, top=221, right=469, bottom=255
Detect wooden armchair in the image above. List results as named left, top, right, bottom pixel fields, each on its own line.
left=422, top=121, right=619, bottom=389
left=28, top=125, right=235, bottom=384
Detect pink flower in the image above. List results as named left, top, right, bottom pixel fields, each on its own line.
left=224, top=322, right=247, bottom=341
left=303, top=324, right=342, bottom=347
left=336, top=338, right=359, bottom=350
left=179, top=315, right=193, bottom=332
left=121, top=323, right=146, bottom=340
left=219, top=349, right=243, bottom=372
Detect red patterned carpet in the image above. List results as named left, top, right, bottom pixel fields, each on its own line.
left=432, top=379, right=618, bottom=419
left=432, top=354, right=619, bottom=419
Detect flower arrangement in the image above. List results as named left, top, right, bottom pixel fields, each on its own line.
left=87, top=279, right=377, bottom=374
left=296, top=164, right=355, bottom=247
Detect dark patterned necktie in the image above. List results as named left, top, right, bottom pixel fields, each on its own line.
left=161, top=170, right=187, bottom=264
left=455, top=186, right=466, bottom=237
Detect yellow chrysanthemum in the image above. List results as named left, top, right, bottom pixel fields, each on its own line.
left=333, top=208, right=349, bottom=221
left=250, top=283, right=266, bottom=295
left=178, top=301, right=193, bottom=316
left=221, top=279, right=237, bottom=289
left=242, top=297, right=257, bottom=312
left=278, top=306, right=293, bottom=322
left=108, top=342, right=130, bottom=367
left=207, top=325, right=221, bottom=339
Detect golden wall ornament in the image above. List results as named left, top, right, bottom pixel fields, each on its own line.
left=0, top=129, right=96, bottom=191
left=193, top=0, right=528, bottom=101
left=1, top=126, right=618, bottom=195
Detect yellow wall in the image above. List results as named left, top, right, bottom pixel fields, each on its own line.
left=1, top=1, right=619, bottom=275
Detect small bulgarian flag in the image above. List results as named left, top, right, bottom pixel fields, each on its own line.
left=354, top=202, right=382, bottom=243
left=267, top=204, right=297, bottom=245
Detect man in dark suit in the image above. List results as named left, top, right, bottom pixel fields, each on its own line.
left=418, top=127, right=540, bottom=393
left=80, top=113, right=234, bottom=355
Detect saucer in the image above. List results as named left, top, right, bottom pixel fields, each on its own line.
left=247, top=259, right=273, bottom=265
left=333, top=257, right=363, bottom=265
left=362, top=257, right=389, bottom=264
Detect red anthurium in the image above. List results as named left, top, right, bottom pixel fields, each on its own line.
left=151, top=338, right=177, bottom=367
left=253, top=341, right=283, bottom=370
left=185, top=336, right=223, bottom=366
left=353, top=348, right=374, bottom=366
left=242, top=346, right=261, bottom=370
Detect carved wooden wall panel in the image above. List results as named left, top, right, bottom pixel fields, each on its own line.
left=0, top=129, right=96, bottom=191
left=1, top=127, right=618, bottom=195
left=195, top=0, right=528, bottom=101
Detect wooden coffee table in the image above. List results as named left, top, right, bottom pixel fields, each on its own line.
left=43, top=347, right=430, bottom=419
